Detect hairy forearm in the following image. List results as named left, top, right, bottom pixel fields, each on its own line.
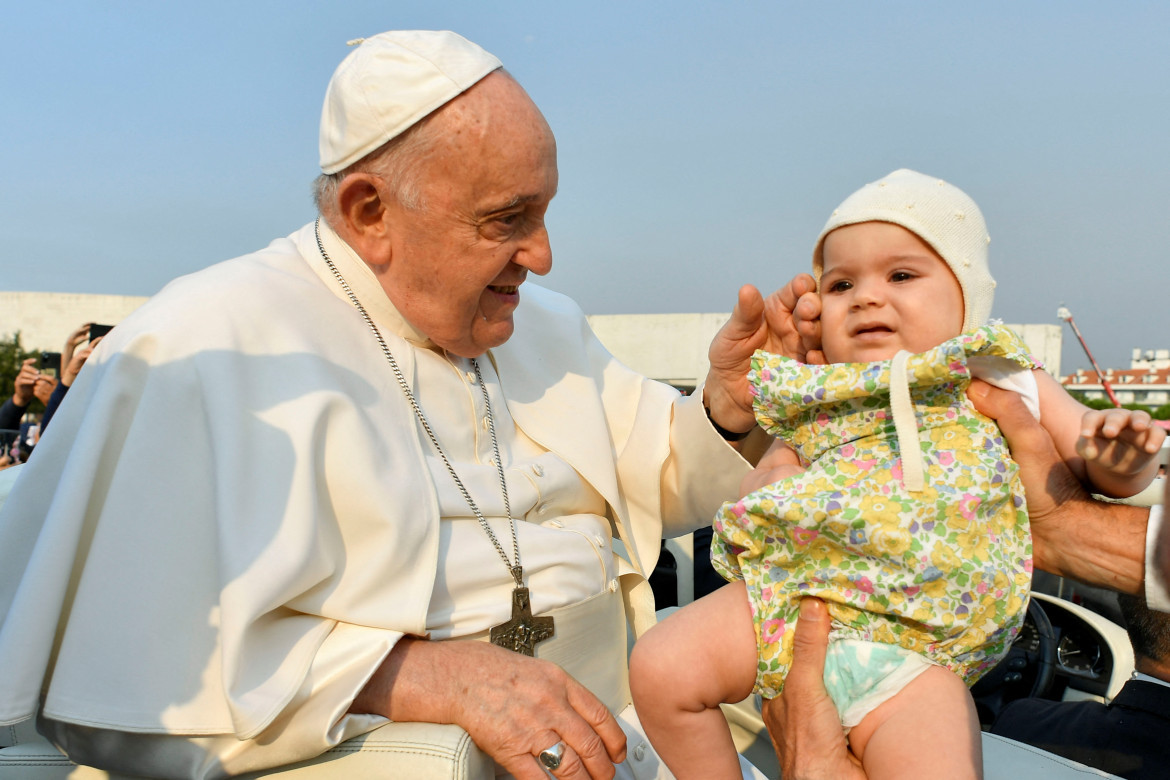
left=1032, top=497, right=1149, bottom=595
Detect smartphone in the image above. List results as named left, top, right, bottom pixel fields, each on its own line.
left=40, top=351, right=62, bottom=378
left=89, top=323, right=114, bottom=340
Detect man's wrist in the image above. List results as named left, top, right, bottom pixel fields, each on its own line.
left=705, top=403, right=754, bottom=441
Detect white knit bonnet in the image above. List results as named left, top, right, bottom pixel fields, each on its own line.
left=811, top=169, right=996, bottom=332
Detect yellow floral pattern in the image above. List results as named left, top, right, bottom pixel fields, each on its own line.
left=712, top=325, right=1038, bottom=696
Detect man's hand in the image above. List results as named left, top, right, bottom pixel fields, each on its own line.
left=11, top=358, right=40, bottom=407
left=968, top=379, right=1147, bottom=593
left=352, top=637, right=626, bottom=780
left=704, top=278, right=825, bottom=434
left=761, top=598, right=866, bottom=780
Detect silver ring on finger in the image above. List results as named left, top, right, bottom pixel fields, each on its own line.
left=538, top=740, right=566, bottom=771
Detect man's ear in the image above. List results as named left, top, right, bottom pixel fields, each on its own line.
left=336, top=173, right=393, bottom=266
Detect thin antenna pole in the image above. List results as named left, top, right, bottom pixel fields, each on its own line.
left=1057, top=305, right=1121, bottom=408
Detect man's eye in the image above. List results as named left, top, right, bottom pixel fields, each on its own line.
left=480, top=213, right=523, bottom=240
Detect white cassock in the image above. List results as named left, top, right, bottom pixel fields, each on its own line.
left=1146, top=505, right=1170, bottom=611
left=0, top=221, right=756, bottom=778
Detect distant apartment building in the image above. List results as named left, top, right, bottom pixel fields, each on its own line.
left=1061, top=349, right=1170, bottom=408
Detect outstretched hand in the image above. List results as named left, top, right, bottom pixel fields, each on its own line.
left=1077, top=407, right=1166, bottom=478
left=761, top=598, right=866, bottom=780
left=704, top=277, right=825, bottom=434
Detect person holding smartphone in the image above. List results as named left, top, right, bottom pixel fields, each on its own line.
left=39, top=322, right=108, bottom=435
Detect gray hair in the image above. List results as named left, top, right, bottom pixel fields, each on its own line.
left=312, top=110, right=442, bottom=224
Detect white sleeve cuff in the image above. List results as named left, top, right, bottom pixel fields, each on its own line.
left=1146, top=504, right=1170, bottom=613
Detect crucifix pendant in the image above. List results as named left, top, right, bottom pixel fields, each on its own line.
left=490, top=585, right=555, bottom=656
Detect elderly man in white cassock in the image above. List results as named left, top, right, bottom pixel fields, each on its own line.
left=0, top=31, right=788, bottom=780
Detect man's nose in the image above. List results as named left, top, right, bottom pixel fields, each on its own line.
left=517, top=221, right=553, bottom=276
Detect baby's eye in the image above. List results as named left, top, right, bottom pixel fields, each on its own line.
left=890, top=271, right=915, bottom=283
left=826, top=280, right=852, bottom=293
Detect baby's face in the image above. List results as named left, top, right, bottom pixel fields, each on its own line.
left=819, top=221, right=964, bottom=364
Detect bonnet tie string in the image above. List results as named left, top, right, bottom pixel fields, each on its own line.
left=889, top=350, right=925, bottom=492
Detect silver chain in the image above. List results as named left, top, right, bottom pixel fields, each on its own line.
left=314, top=219, right=523, bottom=586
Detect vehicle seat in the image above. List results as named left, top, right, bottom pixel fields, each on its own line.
left=0, top=719, right=493, bottom=779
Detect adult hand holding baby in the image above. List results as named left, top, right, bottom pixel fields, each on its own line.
left=967, top=379, right=1148, bottom=594
left=761, top=598, right=867, bottom=780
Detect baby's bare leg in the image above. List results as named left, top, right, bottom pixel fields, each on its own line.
left=629, top=580, right=759, bottom=779
left=848, top=664, right=982, bottom=780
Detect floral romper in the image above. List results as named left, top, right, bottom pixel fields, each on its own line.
left=712, top=324, right=1038, bottom=700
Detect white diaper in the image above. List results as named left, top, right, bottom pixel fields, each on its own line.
left=823, top=638, right=937, bottom=729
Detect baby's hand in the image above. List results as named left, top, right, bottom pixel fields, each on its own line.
left=1076, top=408, right=1167, bottom=477
left=741, top=438, right=805, bottom=496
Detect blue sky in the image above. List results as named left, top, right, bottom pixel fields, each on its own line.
left=4, top=1, right=1168, bottom=374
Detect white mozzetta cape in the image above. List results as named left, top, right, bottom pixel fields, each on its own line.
left=0, top=223, right=748, bottom=770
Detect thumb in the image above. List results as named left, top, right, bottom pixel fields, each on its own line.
left=709, top=285, right=765, bottom=369
left=788, top=597, right=831, bottom=684
left=967, top=380, right=1040, bottom=448
left=727, top=284, right=765, bottom=336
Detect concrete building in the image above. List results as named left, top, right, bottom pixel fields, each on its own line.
left=1061, top=348, right=1170, bottom=408
left=0, top=292, right=148, bottom=354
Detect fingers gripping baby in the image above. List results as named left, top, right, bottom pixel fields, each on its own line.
left=629, top=169, right=1165, bottom=779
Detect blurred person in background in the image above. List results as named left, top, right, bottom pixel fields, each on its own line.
left=40, top=323, right=106, bottom=435
left=991, top=591, right=1170, bottom=779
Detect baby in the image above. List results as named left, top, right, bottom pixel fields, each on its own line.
left=630, top=169, right=1165, bottom=779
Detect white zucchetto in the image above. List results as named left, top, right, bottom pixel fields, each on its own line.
left=319, top=30, right=502, bottom=175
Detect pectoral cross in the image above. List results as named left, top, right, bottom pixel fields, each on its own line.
left=490, top=570, right=555, bottom=656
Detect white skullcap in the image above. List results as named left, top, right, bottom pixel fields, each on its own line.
left=319, top=30, right=502, bottom=174
left=812, top=169, right=996, bottom=332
